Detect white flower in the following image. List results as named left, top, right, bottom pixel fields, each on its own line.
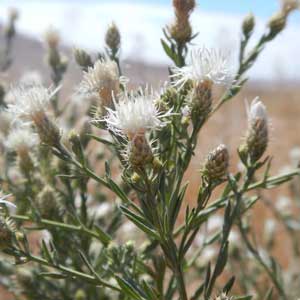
left=0, top=193, right=16, bottom=209
left=171, top=47, right=234, bottom=89
left=5, top=127, right=38, bottom=151
left=248, top=97, right=268, bottom=122
left=207, top=215, right=223, bottom=232
left=78, top=59, right=120, bottom=105
left=6, top=85, right=57, bottom=121
left=275, top=196, right=292, bottom=214
left=264, top=218, right=277, bottom=241
left=102, top=90, right=172, bottom=137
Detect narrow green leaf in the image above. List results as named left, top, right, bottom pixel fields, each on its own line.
left=115, top=276, right=145, bottom=300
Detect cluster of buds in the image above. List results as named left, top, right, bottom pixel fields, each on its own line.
left=167, top=0, right=196, bottom=44
left=202, top=144, right=229, bottom=182
left=36, top=185, right=61, bottom=219
left=239, top=98, right=268, bottom=165
left=105, top=22, right=121, bottom=55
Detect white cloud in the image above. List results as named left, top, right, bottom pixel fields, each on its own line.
left=0, top=1, right=299, bottom=80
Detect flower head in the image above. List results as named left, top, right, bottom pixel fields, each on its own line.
left=6, top=85, right=55, bottom=121
left=78, top=59, right=120, bottom=107
left=202, top=144, right=229, bottom=182
left=239, top=97, right=269, bottom=164
left=5, top=127, right=38, bottom=152
left=248, top=97, right=268, bottom=122
left=105, top=22, right=121, bottom=51
left=102, top=90, right=171, bottom=138
left=171, top=48, right=234, bottom=89
left=6, top=85, right=61, bottom=147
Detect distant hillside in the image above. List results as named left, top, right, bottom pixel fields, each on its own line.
left=0, top=31, right=169, bottom=91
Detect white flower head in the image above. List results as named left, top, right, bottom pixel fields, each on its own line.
left=78, top=59, right=120, bottom=106
left=102, top=89, right=172, bottom=138
left=6, top=84, right=57, bottom=121
left=275, top=196, right=292, bottom=214
left=171, top=47, right=234, bottom=89
left=248, top=97, right=268, bottom=122
left=5, top=127, right=38, bottom=151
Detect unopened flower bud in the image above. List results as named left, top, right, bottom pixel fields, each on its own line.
left=68, top=130, right=85, bottom=164
left=191, top=80, right=213, bottom=121
left=33, top=112, right=61, bottom=147
left=44, top=27, right=60, bottom=49
left=173, top=0, right=196, bottom=17
left=267, top=12, right=286, bottom=39
left=105, top=22, right=121, bottom=51
left=74, top=48, right=93, bottom=69
left=168, top=19, right=192, bottom=44
left=17, top=149, right=35, bottom=176
left=0, top=218, right=13, bottom=250
left=4, top=8, right=18, bottom=39
left=78, top=116, right=92, bottom=148
left=239, top=98, right=268, bottom=164
left=16, top=268, right=34, bottom=289
left=47, top=47, right=61, bottom=69
left=281, top=0, right=299, bottom=15
left=202, top=144, right=229, bottom=181
left=242, top=13, right=255, bottom=37
left=128, top=134, right=153, bottom=170
left=36, top=185, right=61, bottom=219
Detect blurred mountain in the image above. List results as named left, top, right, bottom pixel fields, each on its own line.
left=0, top=31, right=169, bottom=90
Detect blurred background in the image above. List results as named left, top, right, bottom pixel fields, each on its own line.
left=0, top=1, right=299, bottom=298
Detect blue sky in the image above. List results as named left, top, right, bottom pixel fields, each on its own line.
left=132, top=0, right=279, bottom=17
left=1, top=0, right=281, bottom=16
left=8, top=0, right=299, bottom=22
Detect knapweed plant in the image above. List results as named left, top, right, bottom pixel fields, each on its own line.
left=0, top=1, right=300, bottom=300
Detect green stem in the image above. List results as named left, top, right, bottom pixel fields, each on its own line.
left=26, top=253, right=121, bottom=292
left=238, top=223, right=288, bottom=300
left=11, top=214, right=111, bottom=245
